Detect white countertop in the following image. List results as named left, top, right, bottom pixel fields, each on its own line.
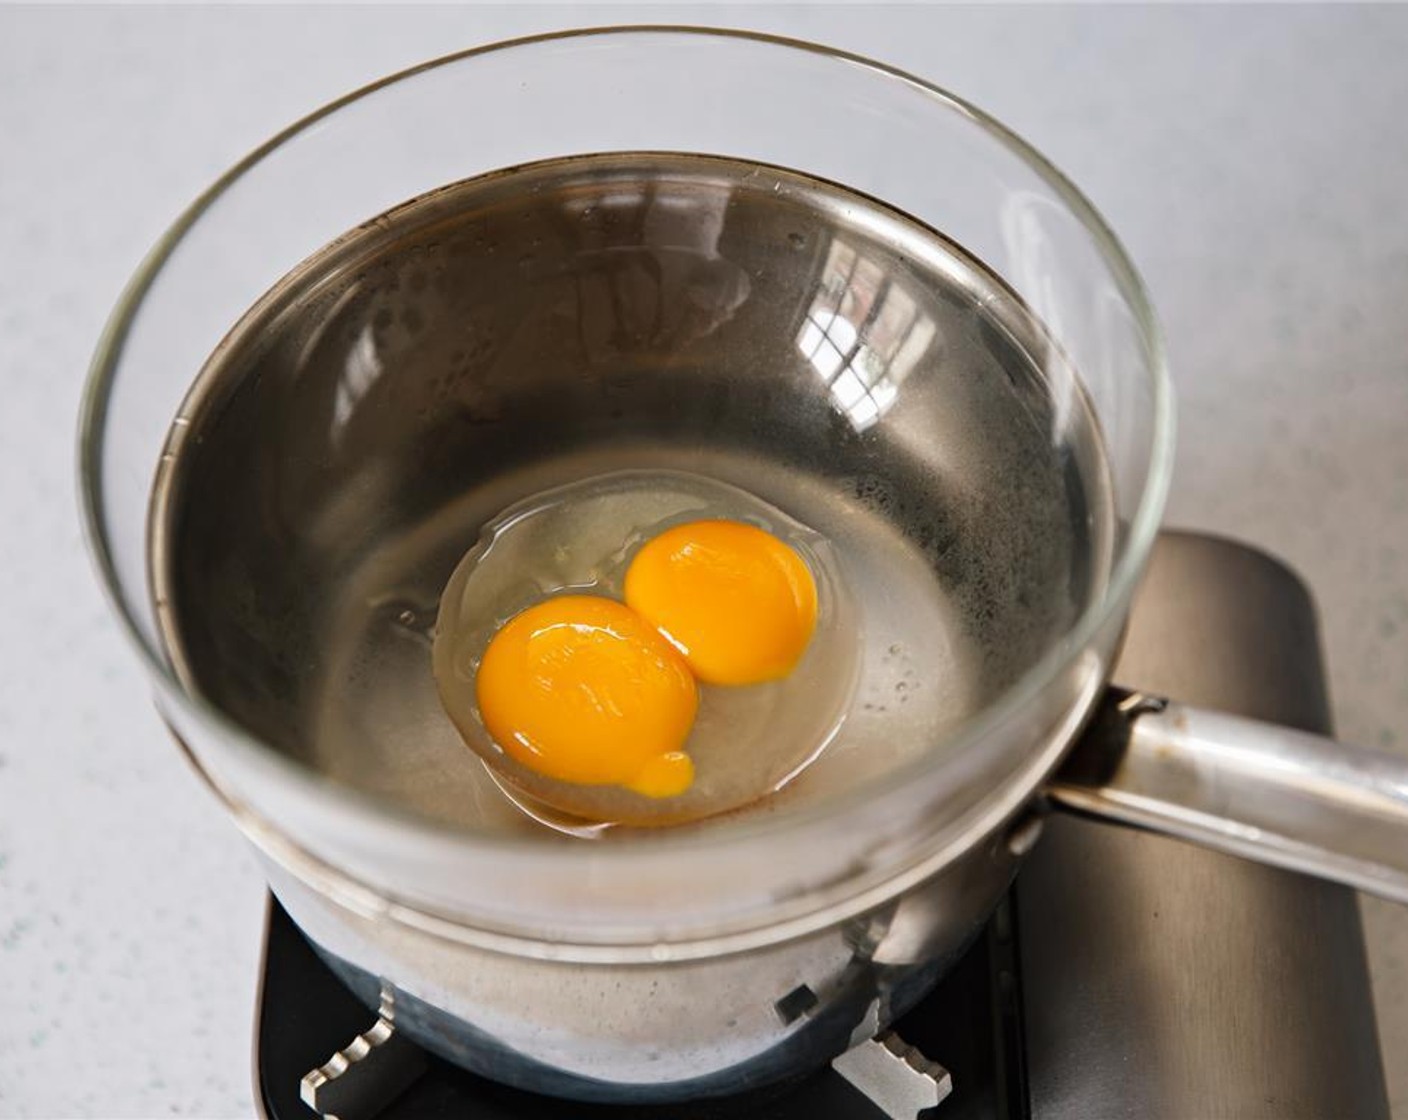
left=2, top=5, right=1406, bottom=1116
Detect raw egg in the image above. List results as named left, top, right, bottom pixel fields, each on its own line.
left=433, top=470, right=859, bottom=828
left=475, top=595, right=698, bottom=799
left=625, top=519, right=818, bottom=686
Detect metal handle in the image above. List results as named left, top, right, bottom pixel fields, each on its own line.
left=1049, top=689, right=1408, bottom=904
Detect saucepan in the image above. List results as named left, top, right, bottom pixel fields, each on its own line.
left=78, top=28, right=1408, bottom=1103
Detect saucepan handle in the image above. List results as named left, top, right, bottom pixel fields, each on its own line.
left=1049, top=689, right=1408, bottom=904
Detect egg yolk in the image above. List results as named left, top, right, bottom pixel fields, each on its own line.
left=624, top=520, right=818, bottom=686
left=475, top=595, right=698, bottom=798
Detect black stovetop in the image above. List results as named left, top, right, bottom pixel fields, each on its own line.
left=256, top=895, right=1026, bottom=1119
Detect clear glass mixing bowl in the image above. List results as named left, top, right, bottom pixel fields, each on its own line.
left=79, top=27, right=1172, bottom=956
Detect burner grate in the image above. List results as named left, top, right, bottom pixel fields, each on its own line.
left=256, top=895, right=1026, bottom=1120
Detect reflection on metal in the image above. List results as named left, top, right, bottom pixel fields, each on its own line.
left=300, top=984, right=427, bottom=1120
left=797, top=239, right=936, bottom=432
left=1051, top=694, right=1408, bottom=904
left=831, top=1027, right=953, bottom=1119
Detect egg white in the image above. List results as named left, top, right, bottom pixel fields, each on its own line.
left=432, top=470, right=860, bottom=828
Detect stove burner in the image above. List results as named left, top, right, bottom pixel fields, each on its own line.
left=256, top=896, right=1027, bottom=1119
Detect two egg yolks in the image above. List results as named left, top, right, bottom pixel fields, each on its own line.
left=473, top=520, right=819, bottom=800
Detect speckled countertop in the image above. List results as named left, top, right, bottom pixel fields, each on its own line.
left=2, top=5, right=1405, bottom=1116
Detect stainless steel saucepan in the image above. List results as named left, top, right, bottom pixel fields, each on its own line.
left=79, top=28, right=1408, bottom=1104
